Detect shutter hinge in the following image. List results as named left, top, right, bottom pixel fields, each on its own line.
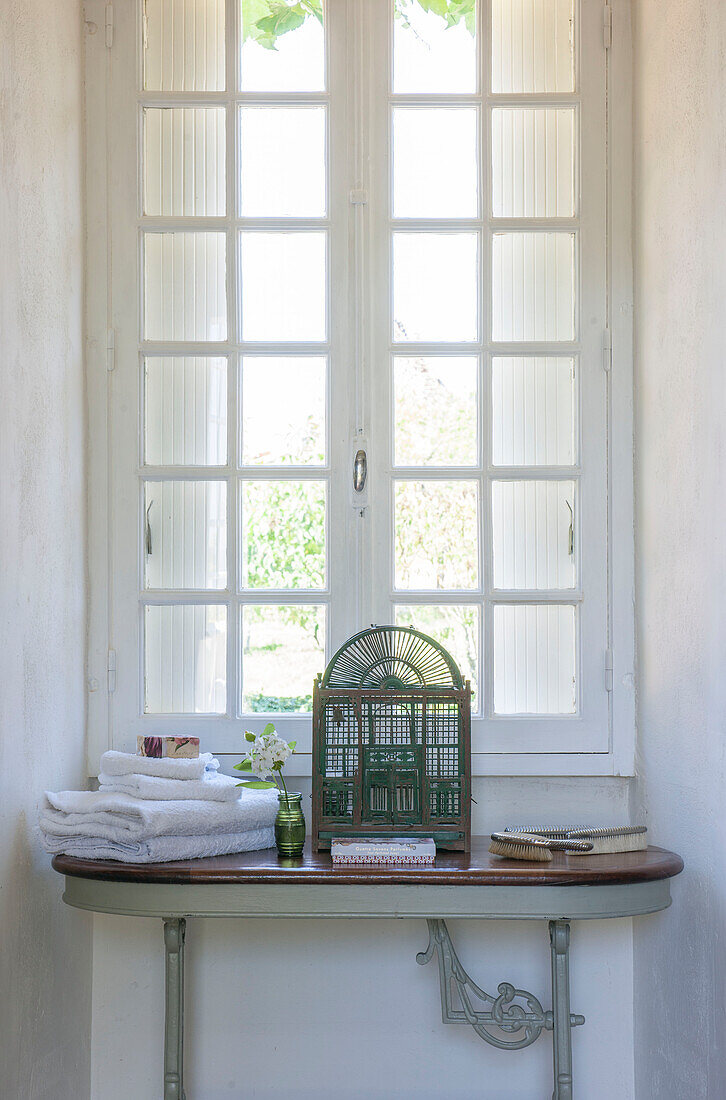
left=107, top=649, right=117, bottom=693
left=603, top=4, right=612, bottom=49
left=605, top=648, right=613, bottom=692
left=602, top=327, right=612, bottom=372
left=106, top=328, right=115, bottom=372
left=105, top=3, right=114, bottom=48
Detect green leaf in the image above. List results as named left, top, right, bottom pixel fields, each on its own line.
left=256, top=5, right=305, bottom=38
left=244, top=731, right=257, bottom=743
left=239, top=780, right=278, bottom=789
left=262, top=721, right=276, bottom=737
left=233, top=759, right=253, bottom=772
left=288, top=740, right=297, bottom=751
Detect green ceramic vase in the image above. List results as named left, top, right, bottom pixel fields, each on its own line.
left=275, top=791, right=306, bottom=857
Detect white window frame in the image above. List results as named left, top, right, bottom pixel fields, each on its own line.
left=84, top=0, right=634, bottom=777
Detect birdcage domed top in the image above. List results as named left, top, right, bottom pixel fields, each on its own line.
left=321, top=626, right=463, bottom=690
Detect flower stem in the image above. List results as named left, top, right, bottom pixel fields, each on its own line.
left=279, top=770, right=290, bottom=811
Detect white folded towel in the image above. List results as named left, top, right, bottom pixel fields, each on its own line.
left=41, top=825, right=275, bottom=863
left=98, top=770, right=242, bottom=803
left=41, top=787, right=278, bottom=843
left=99, top=750, right=219, bottom=781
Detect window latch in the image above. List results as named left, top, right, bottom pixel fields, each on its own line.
left=353, top=449, right=367, bottom=493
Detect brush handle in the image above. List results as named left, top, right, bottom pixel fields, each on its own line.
left=491, top=832, right=593, bottom=853
left=505, top=824, right=646, bottom=840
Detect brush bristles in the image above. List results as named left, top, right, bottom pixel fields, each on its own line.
left=489, top=837, right=553, bottom=862
left=569, top=831, right=648, bottom=856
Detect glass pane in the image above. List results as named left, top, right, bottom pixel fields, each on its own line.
left=491, top=0, right=574, bottom=93
left=492, top=108, right=575, bottom=218
left=240, top=0, right=325, bottom=91
left=241, top=604, right=325, bottom=713
left=395, top=604, right=480, bottom=708
left=394, top=481, right=478, bottom=590
left=393, top=233, right=478, bottom=343
left=492, top=480, right=576, bottom=589
left=144, top=108, right=225, bottom=217
left=241, top=480, right=326, bottom=588
left=240, top=106, right=326, bottom=218
left=242, top=357, right=326, bottom=465
left=394, top=357, right=477, bottom=467
left=492, top=232, right=575, bottom=342
left=240, top=232, right=326, bottom=342
left=393, top=108, right=478, bottom=219
left=144, top=233, right=227, bottom=341
left=492, top=356, right=575, bottom=466
left=394, top=0, right=477, bottom=93
left=145, top=604, right=227, bottom=713
left=144, top=0, right=225, bottom=91
left=144, top=481, right=227, bottom=589
left=145, top=357, right=227, bottom=466
left=493, top=604, right=576, bottom=714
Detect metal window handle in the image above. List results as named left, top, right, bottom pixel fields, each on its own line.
left=145, top=500, right=153, bottom=556
left=353, top=448, right=367, bottom=493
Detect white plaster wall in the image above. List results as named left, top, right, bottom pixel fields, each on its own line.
left=92, top=777, right=636, bottom=1099
left=0, top=2, right=91, bottom=1097
left=633, top=2, right=726, bottom=1097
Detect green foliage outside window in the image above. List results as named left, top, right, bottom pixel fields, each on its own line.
left=241, top=0, right=475, bottom=52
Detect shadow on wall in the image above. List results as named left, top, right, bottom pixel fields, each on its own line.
left=0, top=811, right=92, bottom=1100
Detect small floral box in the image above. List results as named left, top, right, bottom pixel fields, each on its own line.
left=136, top=736, right=200, bottom=759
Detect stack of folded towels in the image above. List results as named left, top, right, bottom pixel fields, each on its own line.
left=39, top=750, right=278, bottom=863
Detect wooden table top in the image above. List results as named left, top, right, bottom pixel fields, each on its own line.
left=52, top=839, right=683, bottom=888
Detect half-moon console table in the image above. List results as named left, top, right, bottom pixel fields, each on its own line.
left=53, top=839, right=682, bottom=1100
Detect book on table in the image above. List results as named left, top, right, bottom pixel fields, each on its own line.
left=331, top=838, right=436, bottom=866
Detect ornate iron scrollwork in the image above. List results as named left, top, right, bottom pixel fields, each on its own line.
left=417, top=919, right=583, bottom=1051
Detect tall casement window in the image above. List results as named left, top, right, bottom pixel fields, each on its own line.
left=85, top=0, right=634, bottom=774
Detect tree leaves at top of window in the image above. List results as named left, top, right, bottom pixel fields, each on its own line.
left=395, top=0, right=476, bottom=36
left=241, top=0, right=475, bottom=53
left=242, top=0, right=323, bottom=51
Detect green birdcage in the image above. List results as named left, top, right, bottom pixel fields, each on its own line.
left=311, top=626, right=471, bottom=852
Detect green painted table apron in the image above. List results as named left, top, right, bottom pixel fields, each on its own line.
left=52, top=839, right=683, bottom=1100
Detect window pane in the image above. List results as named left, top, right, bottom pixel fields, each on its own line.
left=393, top=108, right=478, bottom=219
left=492, top=232, right=575, bottom=342
left=240, top=0, right=325, bottom=92
left=242, top=357, right=326, bottom=465
left=394, top=357, right=477, bottom=467
left=240, top=232, right=326, bottom=342
left=144, top=232, right=227, bottom=341
left=240, top=106, right=326, bottom=217
left=144, top=108, right=226, bottom=217
left=394, top=0, right=477, bottom=93
left=492, top=108, right=575, bottom=218
left=241, top=480, right=326, bottom=588
left=492, top=480, right=576, bottom=589
left=144, top=481, right=227, bottom=590
left=145, top=357, right=227, bottom=466
left=395, top=604, right=480, bottom=708
left=493, top=604, right=576, bottom=714
left=491, top=0, right=574, bottom=93
left=393, top=233, right=478, bottom=343
left=144, top=0, right=225, bottom=91
left=145, top=604, right=227, bottom=713
left=241, top=604, right=325, bottom=712
left=394, top=481, right=478, bottom=590
left=492, top=356, right=575, bottom=466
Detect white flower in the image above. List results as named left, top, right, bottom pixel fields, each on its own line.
left=237, top=726, right=295, bottom=782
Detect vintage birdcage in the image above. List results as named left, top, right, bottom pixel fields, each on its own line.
left=312, top=626, right=471, bottom=852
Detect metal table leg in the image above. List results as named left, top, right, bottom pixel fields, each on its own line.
left=163, top=918, right=186, bottom=1100
left=549, top=919, right=577, bottom=1100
